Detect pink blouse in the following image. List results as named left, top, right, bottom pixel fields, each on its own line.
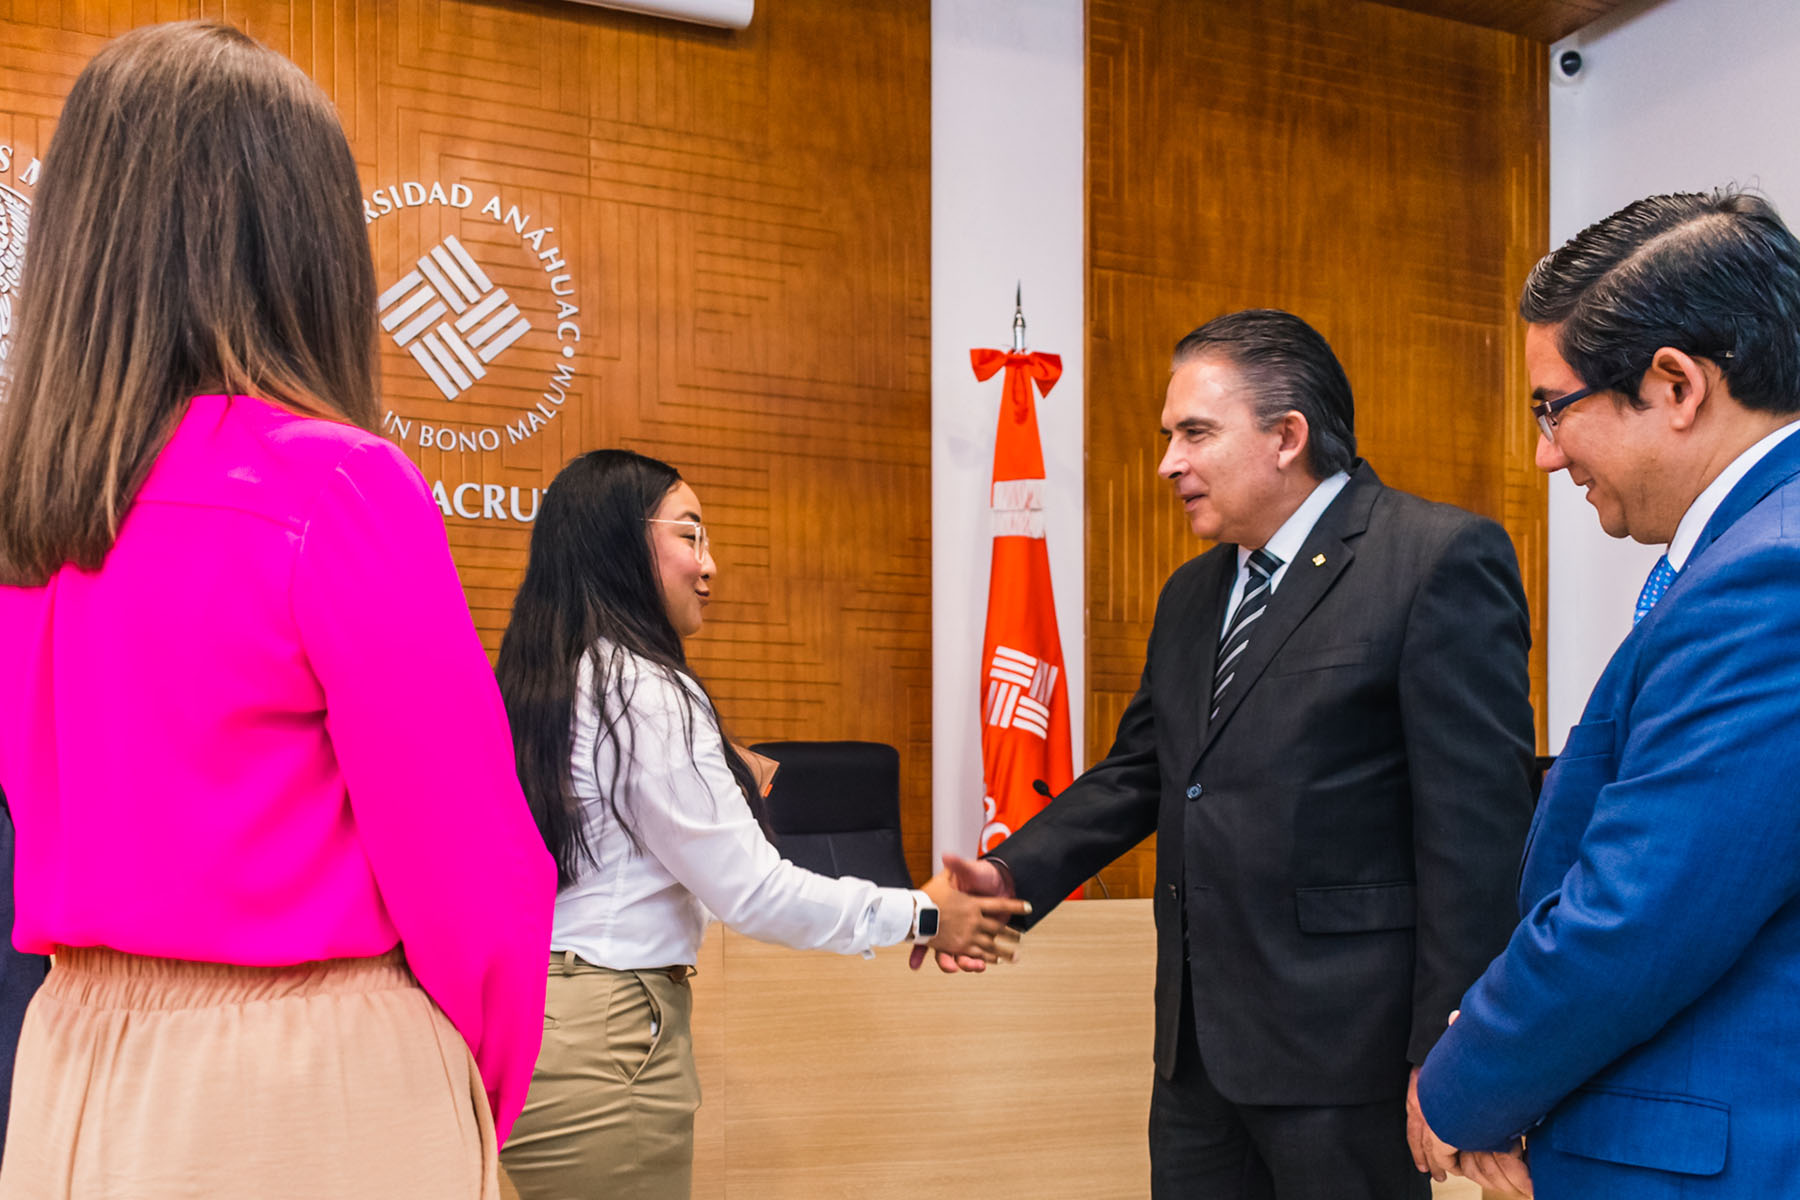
left=0, top=394, right=555, bottom=1144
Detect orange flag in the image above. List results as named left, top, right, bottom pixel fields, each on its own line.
left=970, top=348, right=1074, bottom=885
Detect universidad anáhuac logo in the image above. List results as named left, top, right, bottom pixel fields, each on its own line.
left=364, top=179, right=585, bottom=523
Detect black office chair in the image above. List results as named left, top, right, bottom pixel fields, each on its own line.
left=748, top=740, right=914, bottom=888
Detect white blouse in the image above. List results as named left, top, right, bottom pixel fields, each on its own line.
left=550, top=645, right=917, bottom=969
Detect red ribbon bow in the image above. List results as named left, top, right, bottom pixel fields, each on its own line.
left=971, top=350, right=1062, bottom=484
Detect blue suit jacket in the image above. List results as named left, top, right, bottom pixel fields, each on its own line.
left=1420, top=427, right=1800, bottom=1198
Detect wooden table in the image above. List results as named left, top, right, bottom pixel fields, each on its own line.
left=687, top=897, right=1496, bottom=1199
left=690, top=898, right=1156, bottom=1198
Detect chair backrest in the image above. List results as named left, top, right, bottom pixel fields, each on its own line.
left=748, top=740, right=912, bottom=888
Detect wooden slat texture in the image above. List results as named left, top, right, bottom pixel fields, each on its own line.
left=0, top=0, right=936, bottom=879
left=684, top=899, right=1490, bottom=1198
left=689, top=898, right=1158, bottom=1198
left=1085, top=0, right=1549, bottom=898
left=1369, top=0, right=1628, bottom=42
left=685, top=900, right=1495, bottom=1199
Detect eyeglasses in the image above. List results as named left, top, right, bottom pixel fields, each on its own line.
left=646, top=518, right=710, bottom=563
left=1531, top=350, right=1735, bottom=441
left=1531, top=379, right=1619, bottom=441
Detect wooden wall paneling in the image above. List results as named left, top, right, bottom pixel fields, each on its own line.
left=689, top=926, right=728, bottom=1199
left=0, top=0, right=935, bottom=877
left=1085, top=0, right=1549, bottom=899
left=689, top=900, right=1158, bottom=1198
left=1368, top=0, right=1627, bottom=42
left=690, top=904, right=1492, bottom=1199
left=585, top=0, right=934, bottom=878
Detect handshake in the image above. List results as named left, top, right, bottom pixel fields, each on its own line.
left=906, top=854, right=1029, bottom=973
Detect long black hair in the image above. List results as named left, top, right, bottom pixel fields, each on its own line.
left=497, top=449, right=765, bottom=888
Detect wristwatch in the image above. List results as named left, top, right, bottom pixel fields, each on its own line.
left=908, top=890, right=940, bottom=943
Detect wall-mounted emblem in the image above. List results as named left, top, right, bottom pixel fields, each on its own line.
left=363, top=181, right=583, bottom=460
left=379, top=234, right=533, bottom=401
left=0, top=144, right=41, bottom=367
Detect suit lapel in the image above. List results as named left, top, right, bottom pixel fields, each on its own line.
left=1688, top=423, right=1800, bottom=565
left=1196, top=465, right=1380, bottom=759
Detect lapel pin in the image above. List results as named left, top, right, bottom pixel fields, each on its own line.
left=1312, top=553, right=1326, bottom=567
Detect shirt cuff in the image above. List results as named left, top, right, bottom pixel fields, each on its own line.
left=982, top=855, right=1019, bottom=897
left=872, top=886, right=917, bottom=950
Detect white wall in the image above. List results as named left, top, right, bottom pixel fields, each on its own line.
left=931, top=0, right=1085, bottom=867
left=1546, top=0, right=1800, bottom=748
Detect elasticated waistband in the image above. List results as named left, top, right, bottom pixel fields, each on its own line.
left=47, top=945, right=416, bottom=1011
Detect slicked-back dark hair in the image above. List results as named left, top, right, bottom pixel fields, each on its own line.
left=1520, top=188, right=1800, bottom=414
left=1171, top=309, right=1357, bottom=478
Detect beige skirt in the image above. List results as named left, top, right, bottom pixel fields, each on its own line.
left=0, top=946, right=501, bottom=1200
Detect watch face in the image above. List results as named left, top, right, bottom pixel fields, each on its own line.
left=918, top=907, right=939, bottom=939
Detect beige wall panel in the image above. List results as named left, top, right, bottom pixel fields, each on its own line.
left=683, top=904, right=1490, bottom=1198
left=689, top=899, right=1157, bottom=1198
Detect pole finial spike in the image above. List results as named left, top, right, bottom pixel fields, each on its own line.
left=1011, top=281, right=1027, bottom=353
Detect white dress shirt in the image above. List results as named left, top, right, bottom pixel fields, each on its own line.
left=1665, top=419, right=1800, bottom=570
left=1219, top=470, right=1352, bottom=635
left=552, top=645, right=916, bottom=969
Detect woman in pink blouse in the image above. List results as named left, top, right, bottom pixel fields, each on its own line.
left=0, top=22, right=554, bottom=1199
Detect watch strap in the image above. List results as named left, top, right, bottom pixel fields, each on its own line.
left=908, top=889, right=939, bottom=943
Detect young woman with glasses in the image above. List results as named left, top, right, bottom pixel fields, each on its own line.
left=0, top=23, right=555, bottom=1197
left=495, top=449, right=1024, bottom=1200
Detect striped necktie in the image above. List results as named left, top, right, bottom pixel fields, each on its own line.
left=1633, top=554, right=1677, bottom=625
left=1212, top=548, right=1282, bottom=723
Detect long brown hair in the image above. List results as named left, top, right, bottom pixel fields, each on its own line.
left=0, top=21, right=378, bottom=586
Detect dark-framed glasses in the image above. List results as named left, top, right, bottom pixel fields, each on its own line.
left=1531, top=381, right=1614, bottom=440
left=646, top=517, right=710, bottom=563
left=1531, top=350, right=1735, bottom=441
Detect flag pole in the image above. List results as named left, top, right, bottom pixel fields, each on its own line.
left=969, top=295, right=1074, bottom=891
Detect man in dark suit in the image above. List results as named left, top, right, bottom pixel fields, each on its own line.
left=928, top=310, right=1535, bottom=1199
left=1420, top=190, right=1800, bottom=1200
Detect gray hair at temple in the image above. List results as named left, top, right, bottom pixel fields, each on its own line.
left=1171, top=309, right=1357, bottom=479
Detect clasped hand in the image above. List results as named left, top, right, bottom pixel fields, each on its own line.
left=908, top=854, right=1027, bottom=972
left=1406, top=1014, right=1532, bottom=1198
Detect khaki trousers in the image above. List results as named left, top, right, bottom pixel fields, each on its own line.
left=0, top=946, right=500, bottom=1200
left=502, top=953, right=699, bottom=1200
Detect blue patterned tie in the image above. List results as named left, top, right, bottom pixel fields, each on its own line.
left=1634, top=555, right=1677, bottom=625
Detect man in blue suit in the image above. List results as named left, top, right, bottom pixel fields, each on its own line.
left=1416, top=188, right=1800, bottom=1198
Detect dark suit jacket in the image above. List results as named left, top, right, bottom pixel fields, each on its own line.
left=1421, top=430, right=1800, bottom=1197
left=0, top=791, right=48, bottom=1154
left=993, top=462, right=1535, bottom=1106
